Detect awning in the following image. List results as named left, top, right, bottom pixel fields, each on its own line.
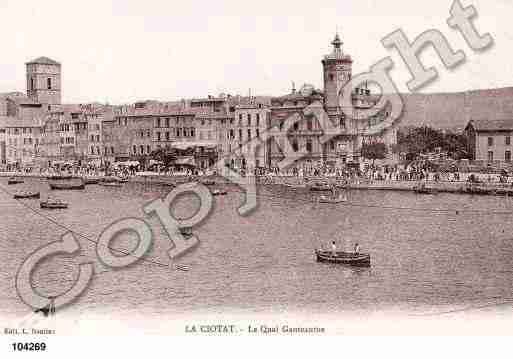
left=174, top=156, right=195, bottom=166
left=114, top=160, right=140, bottom=167
left=171, top=141, right=217, bottom=150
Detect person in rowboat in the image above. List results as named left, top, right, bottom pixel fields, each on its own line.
left=331, top=241, right=337, bottom=257
left=354, top=243, right=360, bottom=256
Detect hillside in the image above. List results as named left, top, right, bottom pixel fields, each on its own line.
left=397, top=87, right=513, bottom=132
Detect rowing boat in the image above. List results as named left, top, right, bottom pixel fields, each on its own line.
left=40, top=199, right=68, bottom=209
left=309, top=183, right=332, bottom=191
left=49, top=181, right=85, bottom=190
left=315, top=250, right=371, bottom=267
left=318, top=194, right=347, bottom=203
left=99, top=182, right=123, bottom=187
left=7, top=177, right=24, bottom=185
left=13, top=191, right=40, bottom=199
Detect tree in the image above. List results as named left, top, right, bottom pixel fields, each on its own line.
left=397, top=126, right=469, bottom=160
left=361, top=142, right=387, bottom=164
left=149, top=147, right=176, bottom=168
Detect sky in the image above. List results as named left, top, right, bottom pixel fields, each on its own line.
left=0, top=0, right=511, bottom=104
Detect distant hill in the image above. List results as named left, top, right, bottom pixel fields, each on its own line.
left=397, top=87, right=513, bottom=132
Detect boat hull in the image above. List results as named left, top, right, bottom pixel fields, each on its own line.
left=40, top=202, right=68, bottom=209
left=49, top=183, right=85, bottom=190
left=99, top=183, right=123, bottom=187
left=7, top=179, right=24, bottom=185
left=46, top=175, right=73, bottom=180
left=13, top=192, right=40, bottom=199
left=315, top=250, right=371, bottom=267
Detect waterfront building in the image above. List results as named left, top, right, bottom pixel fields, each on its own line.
left=223, top=102, right=270, bottom=169
left=3, top=117, right=43, bottom=168
left=465, top=119, right=513, bottom=163
left=268, top=34, right=397, bottom=169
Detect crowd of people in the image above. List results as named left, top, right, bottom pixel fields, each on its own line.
left=2, top=160, right=512, bottom=185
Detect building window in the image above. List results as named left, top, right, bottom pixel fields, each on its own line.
left=247, top=114, right=251, bottom=126
left=140, top=145, right=144, bottom=154
left=293, top=122, right=299, bottom=131
left=239, top=114, right=243, bottom=121
left=256, top=129, right=260, bottom=138
left=111, top=146, right=114, bottom=154
left=133, top=145, right=137, bottom=154
left=488, top=150, right=494, bottom=162
left=156, top=118, right=161, bottom=128
left=506, top=151, right=512, bottom=162
left=157, top=132, right=161, bottom=141
left=229, top=129, right=234, bottom=139
left=247, top=129, right=251, bottom=139
left=147, top=145, right=151, bottom=154
left=329, top=74, right=334, bottom=82
left=488, top=137, right=493, bottom=146
left=506, top=136, right=511, bottom=146
left=47, top=78, right=52, bottom=89
left=306, top=140, right=312, bottom=153
left=165, top=132, right=170, bottom=141
left=339, top=118, right=345, bottom=128
left=166, top=118, right=170, bottom=127
left=239, top=129, right=242, bottom=139
left=256, top=113, right=260, bottom=126
left=31, top=78, right=35, bottom=91
left=307, top=118, right=312, bottom=131
left=191, top=128, right=195, bottom=137
left=330, top=141, right=335, bottom=151
left=292, top=140, right=298, bottom=152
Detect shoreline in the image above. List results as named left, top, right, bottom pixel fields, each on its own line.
left=2, top=172, right=513, bottom=196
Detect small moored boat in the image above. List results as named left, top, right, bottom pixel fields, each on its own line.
left=201, top=179, right=216, bottom=186
left=46, top=175, right=73, bottom=180
left=13, top=191, right=40, bottom=199
left=40, top=198, right=68, bottom=209
left=83, top=177, right=99, bottom=185
left=318, top=194, right=347, bottom=203
left=309, top=182, right=332, bottom=191
left=315, top=250, right=371, bottom=267
left=180, top=227, right=193, bottom=238
left=7, top=177, right=24, bottom=185
left=413, top=183, right=438, bottom=194
left=99, top=182, right=123, bottom=187
left=49, top=180, right=85, bottom=190
left=211, top=189, right=227, bottom=196
left=284, top=183, right=307, bottom=189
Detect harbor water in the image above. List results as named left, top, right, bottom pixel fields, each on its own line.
left=1, top=177, right=513, bottom=323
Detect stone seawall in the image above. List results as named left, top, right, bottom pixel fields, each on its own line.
left=2, top=172, right=512, bottom=196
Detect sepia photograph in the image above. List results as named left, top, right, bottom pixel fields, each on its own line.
left=0, top=0, right=512, bottom=355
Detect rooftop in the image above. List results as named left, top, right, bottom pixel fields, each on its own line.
left=26, top=56, right=60, bottom=66
left=466, top=119, right=513, bottom=132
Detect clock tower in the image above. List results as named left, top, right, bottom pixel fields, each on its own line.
left=322, top=33, right=352, bottom=114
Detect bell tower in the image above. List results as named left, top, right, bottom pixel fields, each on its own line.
left=26, top=56, right=61, bottom=108
left=322, top=33, right=352, bottom=113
